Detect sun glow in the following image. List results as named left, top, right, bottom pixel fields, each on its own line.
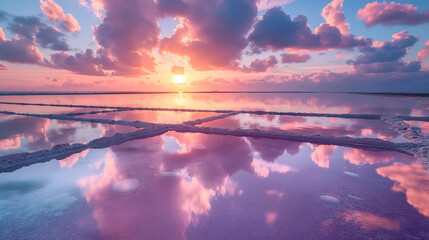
left=174, top=75, right=186, bottom=84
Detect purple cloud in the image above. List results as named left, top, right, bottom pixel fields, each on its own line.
left=156, top=0, right=189, bottom=17
left=358, top=1, right=429, bottom=27
left=6, top=15, right=69, bottom=51
left=248, top=7, right=370, bottom=52
left=281, top=53, right=311, bottom=63
left=242, top=55, right=278, bottom=72
left=92, top=0, right=159, bottom=76
left=36, top=26, right=69, bottom=51
left=347, top=31, right=420, bottom=73
left=0, top=63, right=8, bottom=70
left=0, top=27, right=44, bottom=64
left=50, top=49, right=105, bottom=76
left=7, top=16, right=43, bottom=40
left=352, top=61, right=421, bottom=74
left=159, top=0, right=258, bottom=70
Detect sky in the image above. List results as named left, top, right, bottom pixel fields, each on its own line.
left=0, top=0, right=429, bottom=92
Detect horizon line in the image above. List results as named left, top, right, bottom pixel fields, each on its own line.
left=0, top=91, right=428, bottom=96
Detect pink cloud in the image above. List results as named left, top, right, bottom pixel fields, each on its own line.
left=377, top=162, right=429, bottom=217
left=242, top=55, right=278, bottom=72
left=310, top=144, right=336, bottom=168
left=159, top=0, right=258, bottom=70
left=92, top=0, right=159, bottom=76
left=336, top=53, right=344, bottom=60
left=0, top=27, right=44, bottom=64
left=358, top=1, right=429, bottom=27
left=321, top=0, right=349, bottom=34
left=40, top=0, right=81, bottom=32
left=417, top=40, right=429, bottom=61
left=0, top=63, right=8, bottom=70
left=50, top=49, right=105, bottom=76
left=281, top=53, right=311, bottom=63
left=343, top=149, right=396, bottom=165
left=340, top=210, right=400, bottom=231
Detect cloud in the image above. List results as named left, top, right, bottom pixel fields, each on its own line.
left=336, top=53, right=344, bottom=60
left=7, top=16, right=44, bottom=40
left=281, top=53, right=311, bottom=63
left=159, top=0, right=258, bottom=70
left=358, top=1, right=429, bottom=27
left=50, top=49, right=105, bottom=76
left=339, top=210, right=400, bottom=231
left=0, top=63, right=8, bottom=70
left=343, top=149, right=396, bottom=165
left=248, top=7, right=370, bottom=52
left=242, top=55, right=278, bottom=72
left=347, top=31, right=420, bottom=73
left=6, top=15, right=70, bottom=51
left=78, top=0, right=104, bottom=19
left=40, top=0, right=81, bottom=32
left=377, top=162, right=429, bottom=217
left=0, top=10, right=9, bottom=22
left=92, top=0, right=159, bottom=76
left=0, top=27, right=44, bottom=64
left=156, top=0, right=189, bottom=17
left=321, top=0, right=349, bottom=34
left=417, top=40, right=429, bottom=61
left=205, top=68, right=429, bottom=92
left=310, top=144, right=336, bottom=168
left=36, top=26, right=70, bottom=51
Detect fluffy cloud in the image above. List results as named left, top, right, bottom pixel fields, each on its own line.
left=242, top=55, right=278, bottom=72
left=40, top=0, right=80, bottom=32
left=92, top=0, right=159, bottom=76
left=417, top=40, right=429, bottom=61
left=248, top=7, right=370, bottom=51
left=159, top=0, right=258, bottom=70
left=35, top=26, right=69, bottom=51
left=6, top=15, right=69, bottom=51
left=281, top=53, right=311, bottom=63
left=321, top=0, right=349, bottom=34
left=52, top=0, right=161, bottom=76
left=347, top=31, right=420, bottom=73
left=377, top=162, right=429, bottom=217
left=0, top=27, right=44, bottom=64
left=50, top=49, right=105, bottom=76
left=358, top=1, right=429, bottom=27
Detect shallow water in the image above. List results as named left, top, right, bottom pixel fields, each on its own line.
left=0, top=93, right=428, bottom=239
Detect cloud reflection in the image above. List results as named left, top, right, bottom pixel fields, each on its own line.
left=377, top=162, right=429, bottom=217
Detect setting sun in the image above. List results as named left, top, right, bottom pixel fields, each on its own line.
left=174, top=75, right=186, bottom=84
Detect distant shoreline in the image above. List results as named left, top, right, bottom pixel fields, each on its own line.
left=0, top=91, right=428, bottom=97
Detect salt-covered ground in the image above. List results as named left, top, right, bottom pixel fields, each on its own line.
left=0, top=93, right=428, bottom=239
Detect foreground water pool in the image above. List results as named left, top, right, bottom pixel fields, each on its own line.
left=0, top=93, right=428, bottom=239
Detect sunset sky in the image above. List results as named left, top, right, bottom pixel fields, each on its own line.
left=1, top=0, right=429, bottom=92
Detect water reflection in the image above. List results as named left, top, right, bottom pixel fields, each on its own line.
left=377, top=162, right=429, bottom=217
left=0, top=115, right=135, bottom=156
left=1, top=93, right=427, bottom=116
left=201, top=113, right=408, bottom=142
left=0, top=92, right=428, bottom=239
left=60, top=134, right=429, bottom=239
